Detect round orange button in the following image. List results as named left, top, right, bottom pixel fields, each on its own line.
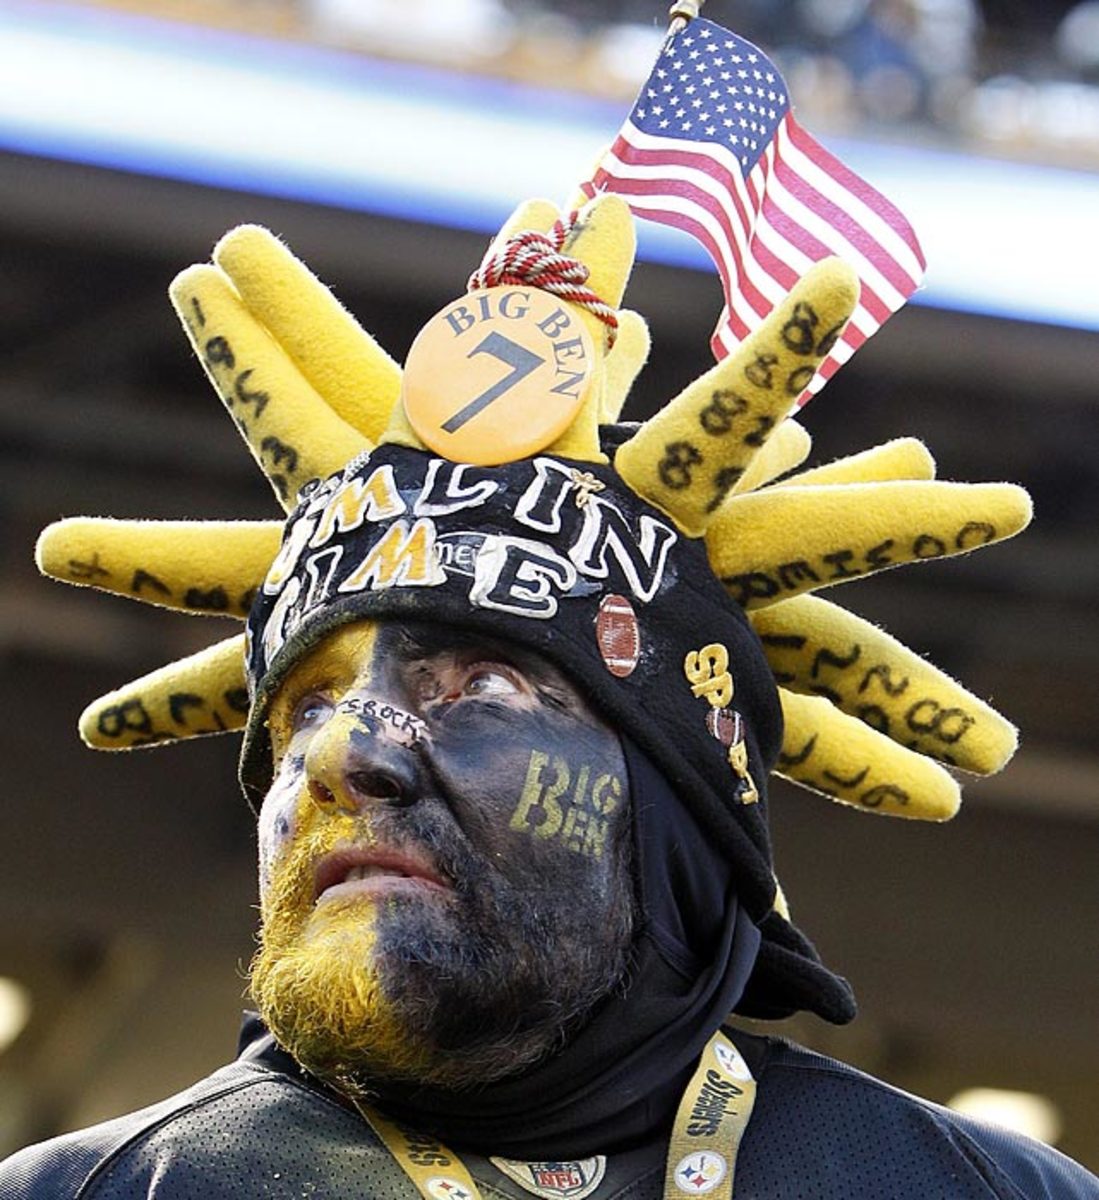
left=401, top=286, right=595, bottom=466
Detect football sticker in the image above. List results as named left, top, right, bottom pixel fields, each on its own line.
left=595, top=593, right=641, bottom=678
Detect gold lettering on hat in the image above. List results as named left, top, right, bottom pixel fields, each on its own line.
left=684, top=643, right=734, bottom=709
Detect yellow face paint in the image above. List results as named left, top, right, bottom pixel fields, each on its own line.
left=259, top=621, right=383, bottom=897
left=266, top=621, right=382, bottom=764
left=254, top=620, right=432, bottom=1084
left=252, top=775, right=430, bottom=1083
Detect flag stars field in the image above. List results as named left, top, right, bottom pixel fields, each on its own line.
left=583, top=15, right=926, bottom=399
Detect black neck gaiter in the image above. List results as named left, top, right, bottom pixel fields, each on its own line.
left=362, top=738, right=761, bottom=1158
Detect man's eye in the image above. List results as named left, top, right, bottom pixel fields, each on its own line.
left=462, top=668, right=521, bottom=699
left=293, top=694, right=333, bottom=732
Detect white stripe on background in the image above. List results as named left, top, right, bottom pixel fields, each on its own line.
left=1, top=2, right=1097, bottom=330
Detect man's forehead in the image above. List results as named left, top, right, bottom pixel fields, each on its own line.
left=276, top=618, right=579, bottom=690
left=279, top=622, right=382, bottom=689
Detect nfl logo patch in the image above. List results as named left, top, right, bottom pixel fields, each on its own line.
left=490, top=1156, right=607, bottom=1200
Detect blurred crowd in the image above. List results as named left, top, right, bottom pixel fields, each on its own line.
left=81, top=0, right=1099, bottom=165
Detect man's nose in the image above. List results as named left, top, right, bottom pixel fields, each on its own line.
left=303, top=706, right=422, bottom=814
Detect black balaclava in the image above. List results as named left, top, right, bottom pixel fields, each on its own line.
left=241, top=439, right=855, bottom=1046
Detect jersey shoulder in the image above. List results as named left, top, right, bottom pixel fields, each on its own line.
left=744, top=1036, right=1099, bottom=1200
left=0, top=1055, right=402, bottom=1199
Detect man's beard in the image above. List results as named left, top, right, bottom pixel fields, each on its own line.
left=250, top=803, right=635, bottom=1094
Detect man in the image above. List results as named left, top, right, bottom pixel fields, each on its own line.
left=3, top=195, right=1097, bottom=1197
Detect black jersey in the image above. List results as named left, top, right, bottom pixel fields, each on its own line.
left=3, top=1019, right=1095, bottom=1200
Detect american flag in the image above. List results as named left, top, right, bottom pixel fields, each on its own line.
left=581, top=18, right=925, bottom=402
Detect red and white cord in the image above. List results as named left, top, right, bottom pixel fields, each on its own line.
left=468, top=211, right=619, bottom=347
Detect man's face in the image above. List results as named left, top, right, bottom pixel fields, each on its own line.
left=250, top=620, right=634, bottom=1092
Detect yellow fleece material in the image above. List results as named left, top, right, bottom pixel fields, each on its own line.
left=781, top=437, right=936, bottom=487
left=377, top=399, right=429, bottom=454
left=614, top=258, right=860, bottom=535
left=707, top=479, right=1032, bottom=609
left=752, top=594, right=1017, bottom=774
left=776, top=688, right=961, bottom=820
left=731, top=419, right=812, bottom=495
left=36, top=518, right=281, bottom=618
left=601, top=309, right=651, bottom=423
left=488, top=197, right=561, bottom=254
left=79, top=634, right=248, bottom=749
left=170, top=264, right=371, bottom=509
left=561, top=193, right=636, bottom=314
left=213, top=226, right=402, bottom=444
left=34, top=203, right=1031, bottom=823
left=544, top=195, right=637, bottom=463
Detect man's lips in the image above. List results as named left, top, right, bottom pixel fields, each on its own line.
left=312, top=846, right=450, bottom=903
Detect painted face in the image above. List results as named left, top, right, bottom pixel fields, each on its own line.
left=250, top=620, right=634, bottom=1092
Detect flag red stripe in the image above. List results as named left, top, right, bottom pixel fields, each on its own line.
left=596, top=172, right=775, bottom=320
left=602, top=126, right=899, bottom=325
left=745, top=225, right=799, bottom=291
left=755, top=193, right=893, bottom=325
left=625, top=199, right=767, bottom=339
left=599, top=143, right=813, bottom=312
left=607, top=156, right=894, bottom=330
left=598, top=165, right=886, bottom=357
left=770, top=144, right=920, bottom=299
left=611, top=130, right=756, bottom=239
left=784, top=119, right=927, bottom=269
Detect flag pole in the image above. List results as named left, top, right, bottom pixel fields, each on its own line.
left=667, top=0, right=704, bottom=36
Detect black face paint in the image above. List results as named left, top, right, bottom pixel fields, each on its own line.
left=258, top=619, right=634, bottom=1087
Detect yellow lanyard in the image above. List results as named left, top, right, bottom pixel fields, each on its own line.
left=356, top=1103, right=485, bottom=1200
left=357, top=1029, right=757, bottom=1200
left=663, top=1030, right=757, bottom=1200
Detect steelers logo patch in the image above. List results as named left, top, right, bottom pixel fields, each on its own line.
left=426, top=1177, right=474, bottom=1200
left=713, top=1038, right=752, bottom=1082
left=674, top=1151, right=728, bottom=1195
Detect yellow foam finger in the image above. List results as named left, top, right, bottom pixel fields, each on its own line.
left=707, top=480, right=1032, bottom=609
left=776, top=688, right=961, bottom=820
left=601, top=309, right=651, bottom=423
left=488, top=197, right=561, bottom=253
left=780, top=437, right=935, bottom=487
left=562, top=192, right=636, bottom=315
left=36, top=518, right=282, bottom=618
left=214, top=226, right=402, bottom=443
left=171, top=264, right=370, bottom=509
left=614, top=258, right=859, bottom=535
left=731, top=419, right=812, bottom=495
left=79, top=634, right=249, bottom=749
left=540, top=196, right=638, bottom=462
left=753, top=594, right=1017, bottom=774
left=544, top=386, right=607, bottom=463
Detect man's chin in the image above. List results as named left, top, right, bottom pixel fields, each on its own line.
left=250, top=882, right=630, bottom=1093
left=250, top=916, right=431, bottom=1086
